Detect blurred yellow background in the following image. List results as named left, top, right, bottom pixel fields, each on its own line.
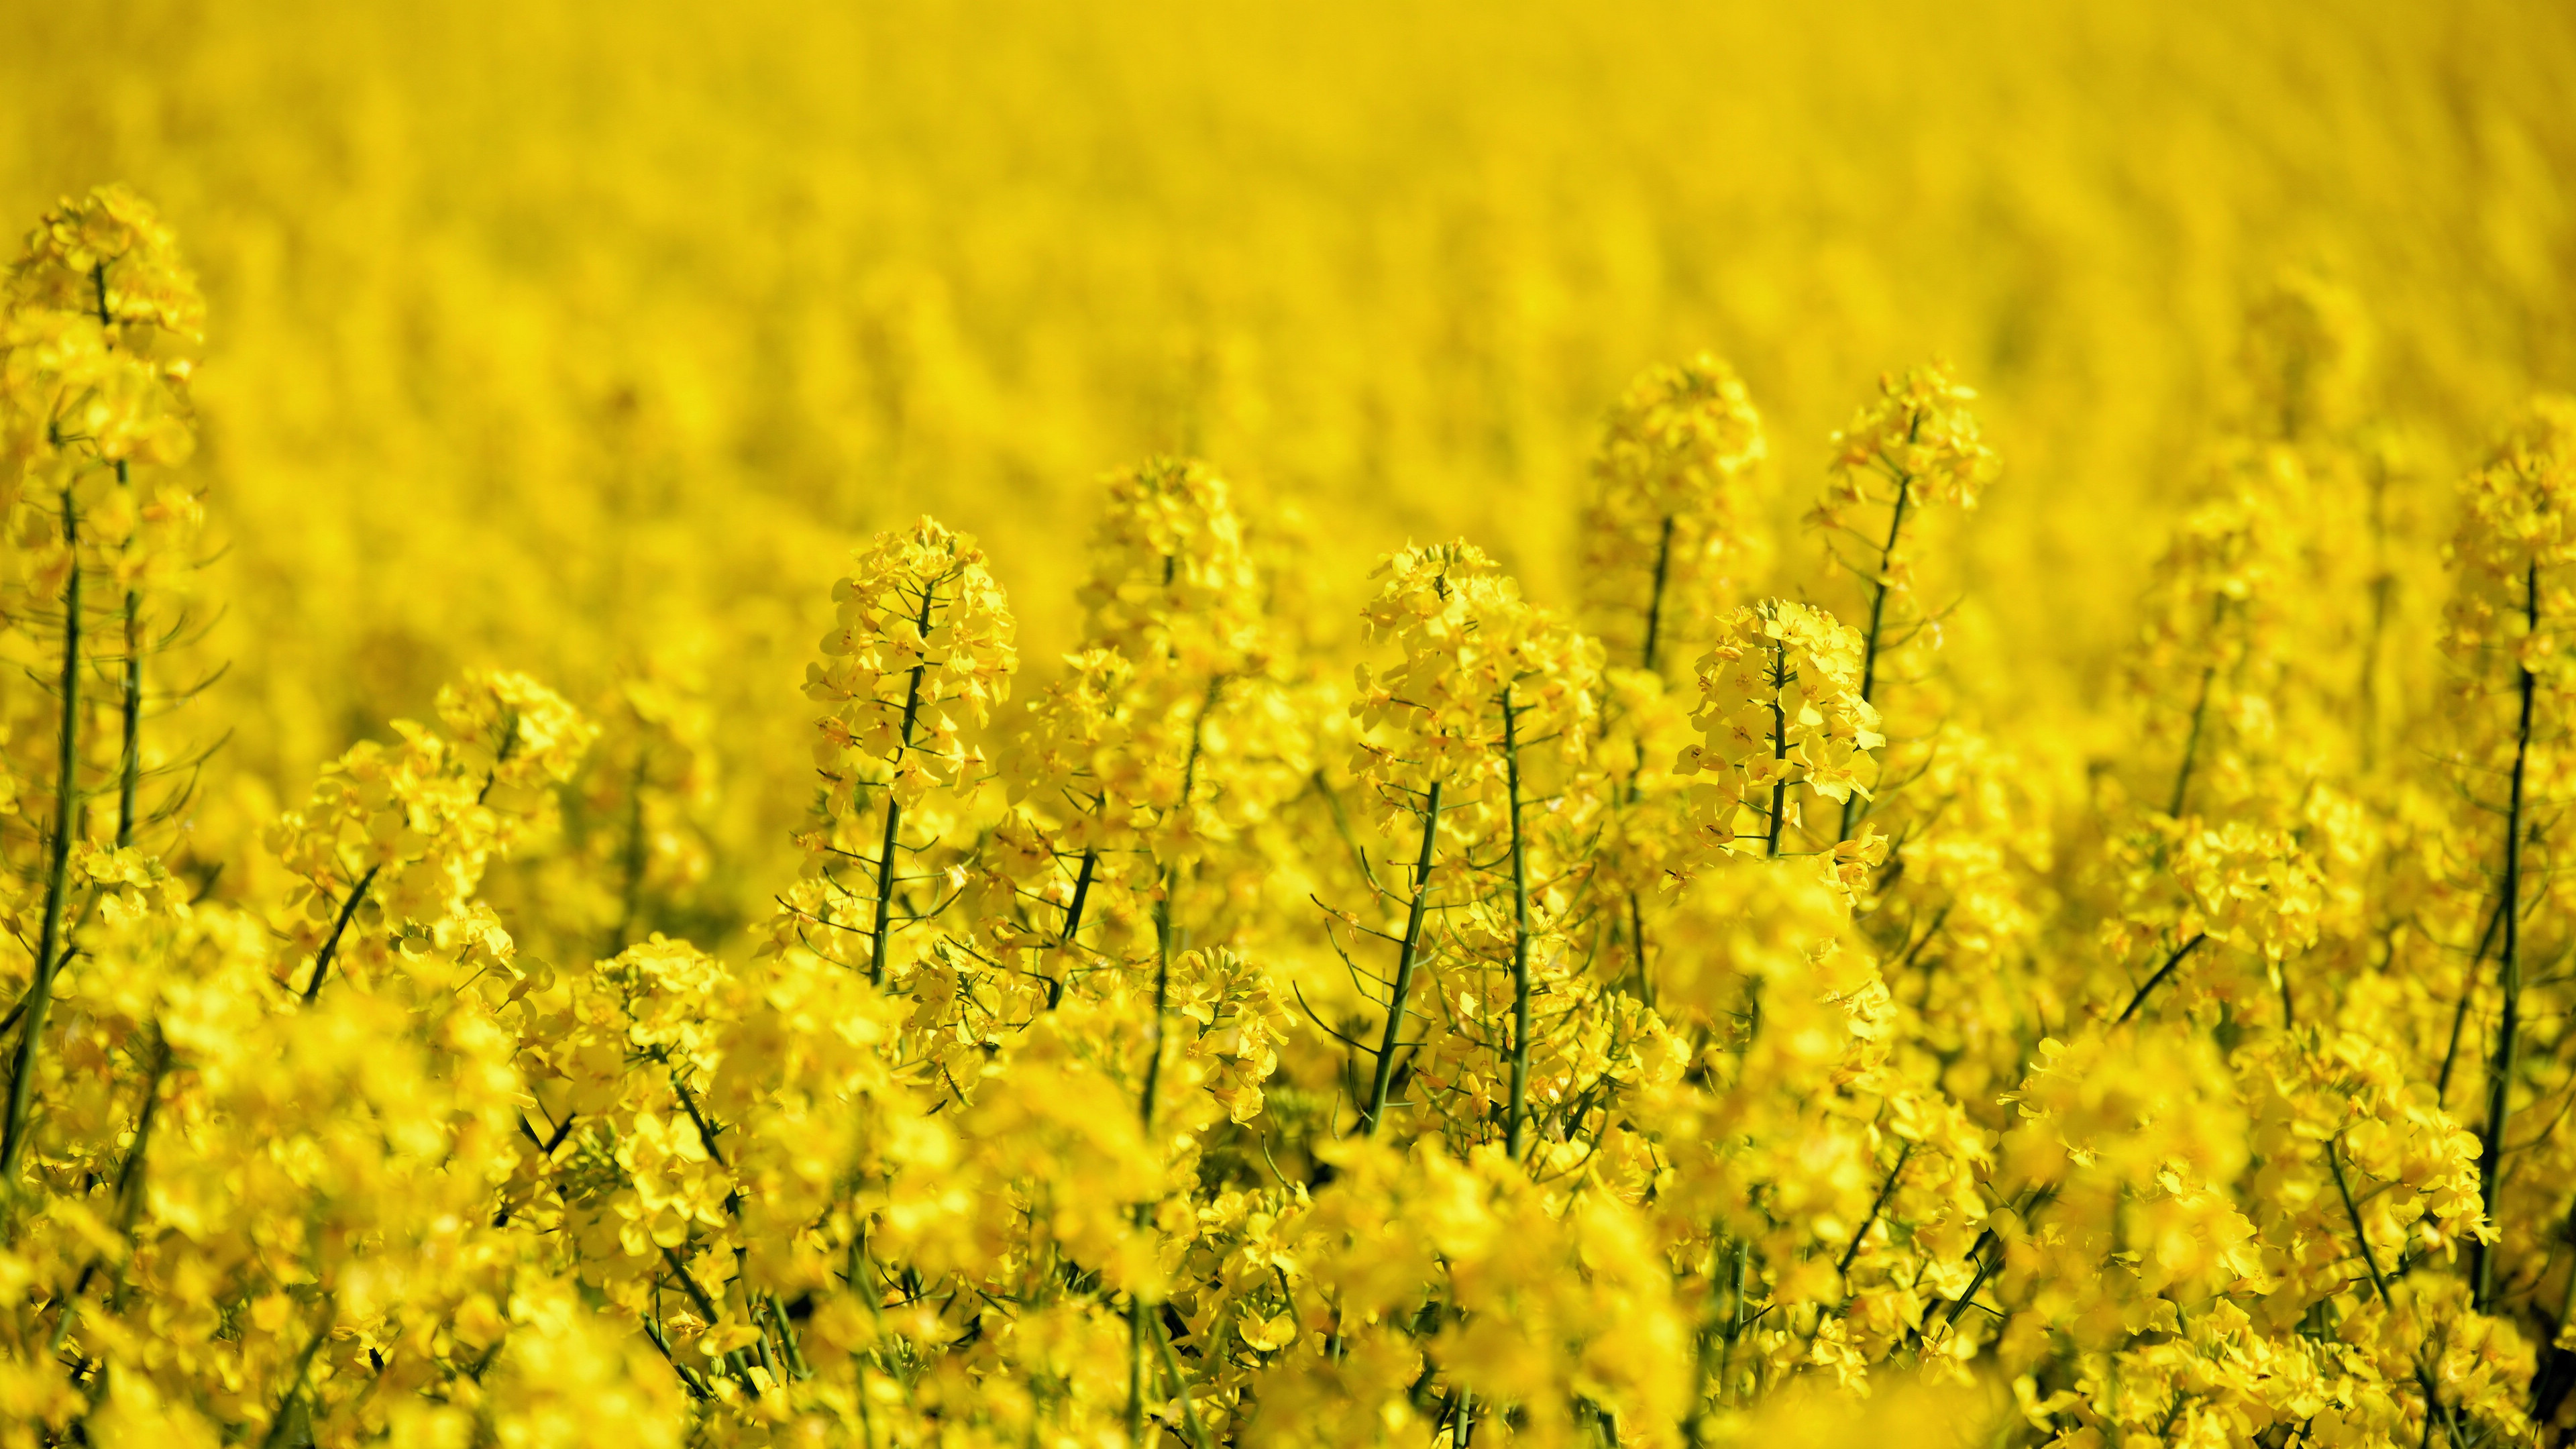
left=6, top=0, right=2568, bottom=930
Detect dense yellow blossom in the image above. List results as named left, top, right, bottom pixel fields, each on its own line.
left=0, top=5, right=2573, bottom=1446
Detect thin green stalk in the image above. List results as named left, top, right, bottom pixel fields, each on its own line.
left=2167, top=596, right=2229, bottom=820
left=89, top=264, right=145, bottom=851
left=48, top=1029, right=168, bottom=1360
left=2328, top=1136, right=2391, bottom=1304
left=1149, top=1307, right=1214, bottom=1449
left=2438, top=893, right=2510, bottom=1107
left=1, top=488, right=87, bottom=1195
left=1835, top=1141, right=1914, bottom=1278
left=1765, top=639, right=1790, bottom=859
left=1048, top=847, right=1097, bottom=1010
left=255, top=1296, right=336, bottom=1449
left=1641, top=514, right=1676, bottom=676
left=612, top=757, right=649, bottom=953
left=1628, top=891, right=1654, bottom=1010
left=2170, top=664, right=2216, bottom=819
left=302, top=863, right=383, bottom=1002
left=1128, top=1294, right=1147, bottom=1448
left=1502, top=686, right=1534, bottom=1160
left=117, top=590, right=140, bottom=846
left=1142, top=865, right=1180, bottom=1139
left=2116, top=933, right=2208, bottom=1026
left=2473, top=561, right=2540, bottom=1312
left=1362, top=781, right=1442, bottom=1135
left=868, top=585, right=941, bottom=986
left=1839, top=474, right=1911, bottom=841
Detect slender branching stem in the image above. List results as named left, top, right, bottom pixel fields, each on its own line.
left=2328, top=1136, right=2391, bottom=1305
left=1362, top=781, right=1442, bottom=1135
left=1836, top=1141, right=1914, bottom=1278
left=90, top=262, right=146, bottom=849
left=2171, top=665, right=2216, bottom=819
left=2116, top=933, right=2208, bottom=1026
left=117, top=592, right=140, bottom=847
left=1765, top=639, right=1790, bottom=859
left=1049, top=847, right=1096, bottom=1010
left=1642, top=514, right=1676, bottom=676
left=1150, top=1307, right=1214, bottom=1449
left=1, top=487, right=87, bottom=1196
left=1628, top=891, right=1654, bottom=1010
left=2438, top=894, right=2510, bottom=1108
left=869, top=586, right=940, bottom=986
left=255, top=1296, right=336, bottom=1449
left=1840, top=474, right=1911, bottom=841
left=1502, top=686, right=1535, bottom=1160
left=2473, top=561, right=2540, bottom=1311
left=612, top=757, right=649, bottom=953
left=302, top=863, right=383, bottom=1003
left=2169, top=595, right=2231, bottom=820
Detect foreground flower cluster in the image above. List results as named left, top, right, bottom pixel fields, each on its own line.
left=5, top=190, right=2576, bottom=1449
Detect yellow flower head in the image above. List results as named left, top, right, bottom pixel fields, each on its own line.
left=1684, top=599, right=1884, bottom=852
left=1582, top=352, right=1768, bottom=670
left=1078, top=455, right=1267, bottom=672
left=1822, top=362, right=1998, bottom=515
left=6, top=184, right=204, bottom=343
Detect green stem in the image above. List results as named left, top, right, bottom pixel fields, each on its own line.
left=302, top=863, right=383, bottom=1003
left=2328, top=1136, right=2391, bottom=1305
left=2438, top=894, right=2509, bottom=1108
left=2473, top=561, right=2540, bottom=1312
left=1835, top=1141, right=1914, bottom=1278
left=2116, top=933, right=2208, bottom=1026
left=255, top=1297, right=336, bottom=1449
left=868, top=586, right=941, bottom=987
left=1503, top=686, right=1534, bottom=1161
left=1840, top=475, right=1911, bottom=841
left=1048, top=847, right=1096, bottom=1010
left=1, top=488, right=86, bottom=1195
left=612, top=757, right=648, bottom=954
left=1150, top=1306, right=1214, bottom=1449
left=1362, top=782, right=1443, bottom=1135
left=1641, top=514, right=1676, bottom=676
left=1765, top=638, right=1790, bottom=859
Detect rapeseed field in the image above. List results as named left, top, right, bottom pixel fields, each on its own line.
left=3, top=2, right=2575, bottom=1444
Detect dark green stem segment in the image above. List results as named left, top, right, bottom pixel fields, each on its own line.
left=302, top=863, right=384, bottom=1003
left=1839, top=475, right=1911, bottom=841
left=2116, top=932, right=2208, bottom=1026
left=1837, top=1141, right=1915, bottom=1277
left=1641, top=514, right=1676, bottom=676
left=1149, top=1305, right=1214, bottom=1449
left=2473, top=562, right=2540, bottom=1312
left=1766, top=639, right=1791, bottom=859
left=1047, top=847, right=1097, bottom=1010
left=91, top=263, right=144, bottom=851
left=2327, top=1136, right=2391, bottom=1305
left=2438, top=894, right=2510, bottom=1107
left=117, top=588, right=140, bottom=847
left=1503, top=686, right=1534, bottom=1160
left=1, top=490, right=86, bottom=1193
left=1142, top=866, right=1180, bottom=1138
left=1361, top=781, right=1444, bottom=1136
left=868, top=586, right=941, bottom=987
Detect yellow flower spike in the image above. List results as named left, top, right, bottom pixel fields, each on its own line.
left=1581, top=354, right=1769, bottom=678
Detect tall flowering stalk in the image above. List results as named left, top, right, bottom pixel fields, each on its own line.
left=2443, top=397, right=2576, bottom=1311
left=1343, top=542, right=1600, bottom=1159
left=786, top=518, right=1015, bottom=987
left=1811, top=364, right=1997, bottom=842
left=0, top=189, right=203, bottom=1193
left=1581, top=355, right=1767, bottom=680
